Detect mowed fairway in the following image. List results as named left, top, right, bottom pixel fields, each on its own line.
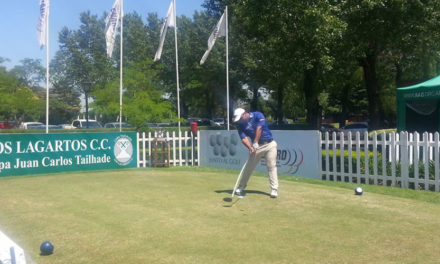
left=0, top=167, right=440, bottom=264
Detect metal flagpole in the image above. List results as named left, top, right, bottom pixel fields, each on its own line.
left=45, top=4, right=50, bottom=134
left=174, top=0, right=181, bottom=132
left=225, top=6, right=230, bottom=131
left=119, top=0, right=124, bottom=132
left=173, top=0, right=183, bottom=165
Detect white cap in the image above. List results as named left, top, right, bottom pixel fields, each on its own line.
left=233, top=108, right=245, bottom=122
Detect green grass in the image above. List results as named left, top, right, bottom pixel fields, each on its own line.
left=0, top=167, right=440, bottom=263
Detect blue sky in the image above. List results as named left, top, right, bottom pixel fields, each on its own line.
left=0, top=0, right=205, bottom=70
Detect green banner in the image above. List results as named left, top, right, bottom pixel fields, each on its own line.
left=0, top=132, right=137, bottom=177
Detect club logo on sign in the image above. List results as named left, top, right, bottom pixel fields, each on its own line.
left=278, top=149, right=304, bottom=174
left=113, top=135, right=133, bottom=166
left=261, top=148, right=304, bottom=175
left=209, top=134, right=239, bottom=157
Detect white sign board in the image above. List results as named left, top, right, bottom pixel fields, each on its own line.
left=200, top=130, right=320, bottom=178
left=0, top=230, right=26, bottom=264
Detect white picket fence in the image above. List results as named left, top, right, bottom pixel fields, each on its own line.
left=136, top=129, right=440, bottom=192
left=320, top=131, right=440, bottom=192
left=137, top=131, right=200, bottom=167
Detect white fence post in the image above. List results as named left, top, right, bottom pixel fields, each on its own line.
left=184, top=131, right=189, bottom=166
left=340, top=133, right=345, bottom=181
left=179, top=130, right=183, bottom=166
left=355, top=132, right=361, bottom=183
left=414, top=132, right=420, bottom=184
left=429, top=133, right=433, bottom=161
left=171, top=131, right=176, bottom=166
left=423, top=132, right=430, bottom=190
left=380, top=132, right=386, bottom=181
left=347, top=132, right=353, bottom=183
left=325, top=132, right=330, bottom=180
left=320, top=132, right=324, bottom=178
left=137, top=132, right=140, bottom=167
left=372, top=132, right=378, bottom=184
left=409, top=133, right=413, bottom=164
left=197, top=130, right=201, bottom=166
left=166, top=131, right=171, bottom=165
left=364, top=131, right=369, bottom=184
left=191, top=131, right=195, bottom=166
left=400, top=131, right=409, bottom=188
left=390, top=132, right=396, bottom=187
left=148, top=132, right=152, bottom=167
left=332, top=133, right=337, bottom=180
left=143, top=132, right=147, bottom=167
left=435, top=133, right=439, bottom=192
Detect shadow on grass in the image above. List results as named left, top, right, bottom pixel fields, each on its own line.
left=215, top=189, right=270, bottom=197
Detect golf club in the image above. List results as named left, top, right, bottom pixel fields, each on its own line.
left=231, top=156, right=250, bottom=197
left=223, top=197, right=241, bottom=207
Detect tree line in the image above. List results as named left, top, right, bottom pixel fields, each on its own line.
left=1, top=0, right=440, bottom=130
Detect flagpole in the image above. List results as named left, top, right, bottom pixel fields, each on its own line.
left=119, top=0, right=124, bottom=132
left=173, top=0, right=183, bottom=166
left=173, top=0, right=181, bottom=133
left=225, top=6, right=230, bottom=131
left=45, top=4, right=50, bottom=134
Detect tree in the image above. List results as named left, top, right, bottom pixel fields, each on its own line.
left=229, top=0, right=346, bottom=128
left=115, top=12, right=154, bottom=66
left=340, top=0, right=440, bottom=129
left=147, top=10, right=241, bottom=120
left=91, top=12, right=177, bottom=127
left=0, top=66, right=44, bottom=122
left=179, top=12, right=230, bottom=118
left=53, top=11, right=113, bottom=123
left=9, top=58, right=45, bottom=91
left=205, top=0, right=440, bottom=129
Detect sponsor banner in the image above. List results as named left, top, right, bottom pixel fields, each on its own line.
left=0, top=132, right=137, bottom=177
left=403, top=90, right=440, bottom=99
left=200, top=130, right=319, bottom=178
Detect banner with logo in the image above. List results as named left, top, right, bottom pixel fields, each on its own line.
left=200, top=130, right=320, bottom=178
left=0, top=132, right=137, bottom=177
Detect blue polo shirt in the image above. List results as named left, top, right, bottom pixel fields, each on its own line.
left=237, top=112, right=273, bottom=143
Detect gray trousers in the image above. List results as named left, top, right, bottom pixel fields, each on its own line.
left=239, top=140, right=279, bottom=190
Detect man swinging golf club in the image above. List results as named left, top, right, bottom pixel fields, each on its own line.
left=233, top=107, right=279, bottom=198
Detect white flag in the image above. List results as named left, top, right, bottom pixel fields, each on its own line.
left=154, top=1, right=176, bottom=61
left=105, top=0, right=122, bottom=58
left=37, top=0, right=50, bottom=48
left=200, top=12, right=226, bottom=65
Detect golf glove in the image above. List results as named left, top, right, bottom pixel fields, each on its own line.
left=252, top=142, right=259, bottom=149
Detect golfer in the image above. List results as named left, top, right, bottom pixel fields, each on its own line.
left=233, top=108, right=279, bottom=198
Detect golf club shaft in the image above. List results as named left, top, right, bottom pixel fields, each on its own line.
left=231, top=156, right=250, bottom=197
